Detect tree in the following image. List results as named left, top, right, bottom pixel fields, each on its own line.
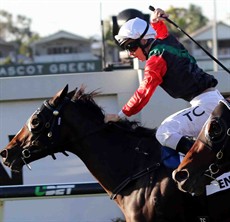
left=0, top=10, right=40, bottom=63
left=165, top=4, right=209, bottom=38
left=103, top=4, right=209, bottom=49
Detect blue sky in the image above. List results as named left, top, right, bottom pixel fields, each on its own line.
left=1, top=0, right=229, bottom=38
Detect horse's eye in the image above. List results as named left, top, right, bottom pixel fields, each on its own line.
left=208, top=119, right=222, bottom=141
left=30, top=114, right=44, bottom=132
left=31, top=117, right=40, bottom=126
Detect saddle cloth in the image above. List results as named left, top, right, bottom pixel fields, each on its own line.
left=161, top=146, right=181, bottom=169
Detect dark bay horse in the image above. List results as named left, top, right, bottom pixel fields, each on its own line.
left=173, top=99, right=230, bottom=196
left=0, top=85, right=229, bottom=222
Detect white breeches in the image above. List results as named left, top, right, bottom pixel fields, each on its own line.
left=156, top=90, right=224, bottom=150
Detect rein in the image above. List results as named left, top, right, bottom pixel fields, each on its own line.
left=110, top=162, right=160, bottom=200
left=23, top=97, right=162, bottom=198
left=77, top=121, right=162, bottom=199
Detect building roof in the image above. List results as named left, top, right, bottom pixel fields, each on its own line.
left=31, top=30, right=90, bottom=46
left=0, top=38, right=15, bottom=47
left=181, top=21, right=230, bottom=42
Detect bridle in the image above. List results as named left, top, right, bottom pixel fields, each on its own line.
left=21, top=98, right=70, bottom=168
left=197, top=111, right=230, bottom=181
left=19, top=96, right=163, bottom=198
left=21, top=97, right=109, bottom=168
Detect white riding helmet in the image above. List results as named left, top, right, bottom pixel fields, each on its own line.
left=115, top=17, right=157, bottom=48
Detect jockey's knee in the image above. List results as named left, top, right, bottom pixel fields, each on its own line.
left=156, top=127, right=166, bottom=145
left=156, top=125, right=182, bottom=150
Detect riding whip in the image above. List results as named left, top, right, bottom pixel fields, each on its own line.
left=149, top=5, right=230, bottom=74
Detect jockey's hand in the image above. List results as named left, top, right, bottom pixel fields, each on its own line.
left=151, top=8, right=169, bottom=23
left=104, top=114, right=120, bottom=123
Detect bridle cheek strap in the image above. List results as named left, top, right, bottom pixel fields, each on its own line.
left=200, top=127, right=230, bottom=178
left=25, top=99, right=70, bottom=160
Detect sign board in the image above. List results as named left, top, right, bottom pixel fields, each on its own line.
left=0, top=60, right=102, bottom=77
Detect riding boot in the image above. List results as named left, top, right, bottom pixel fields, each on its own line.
left=176, top=136, right=195, bottom=155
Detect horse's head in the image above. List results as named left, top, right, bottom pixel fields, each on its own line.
left=173, top=99, right=230, bottom=195
left=0, top=85, right=104, bottom=172
left=0, top=85, right=72, bottom=171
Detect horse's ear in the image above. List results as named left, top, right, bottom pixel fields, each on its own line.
left=60, top=84, right=69, bottom=100
left=67, top=87, right=78, bottom=99
left=50, top=84, right=68, bottom=106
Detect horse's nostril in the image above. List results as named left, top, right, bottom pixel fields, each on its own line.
left=0, top=149, right=7, bottom=158
left=174, top=170, right=189, bottom=182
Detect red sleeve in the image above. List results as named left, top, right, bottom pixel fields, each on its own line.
left=122, top=56, right=167, bottom=117
left=151, top=20, right=169, bottom=39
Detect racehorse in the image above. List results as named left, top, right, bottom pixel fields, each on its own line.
left=1, top=85, right=230, bottom=222
left=173, top=98, right=230, bottom=196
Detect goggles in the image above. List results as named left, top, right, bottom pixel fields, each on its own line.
left=124, top=41, right=139, bottom=53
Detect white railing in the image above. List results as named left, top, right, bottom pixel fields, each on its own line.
left=0, top=182, right=105, bottom=222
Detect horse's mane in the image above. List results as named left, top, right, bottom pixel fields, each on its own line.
left=69, top=86, right=157, bottom=137
left=70, top=85, right=100, bottom=105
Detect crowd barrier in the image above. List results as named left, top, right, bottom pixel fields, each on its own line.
left=0, top=182, right=106, bottom=222
left=0, top=182, right=105, bottom=200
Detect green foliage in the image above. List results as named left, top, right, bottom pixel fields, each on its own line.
left=0, top=10, right=40, bottom=61
left=104, top=4, right=209, bottom=48
left=165, top=4, right=209, bottom=38
left=103, top=19, right=117, bottom=47
left=18, top=32, right=40, bottom=57
left=0, top=56, right=13, bottom=65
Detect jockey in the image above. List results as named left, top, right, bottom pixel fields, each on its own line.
left=105, top=8, right=224, bottom=154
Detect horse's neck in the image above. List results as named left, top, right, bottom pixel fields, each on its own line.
left=70, top=127, right=161, bottom=193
